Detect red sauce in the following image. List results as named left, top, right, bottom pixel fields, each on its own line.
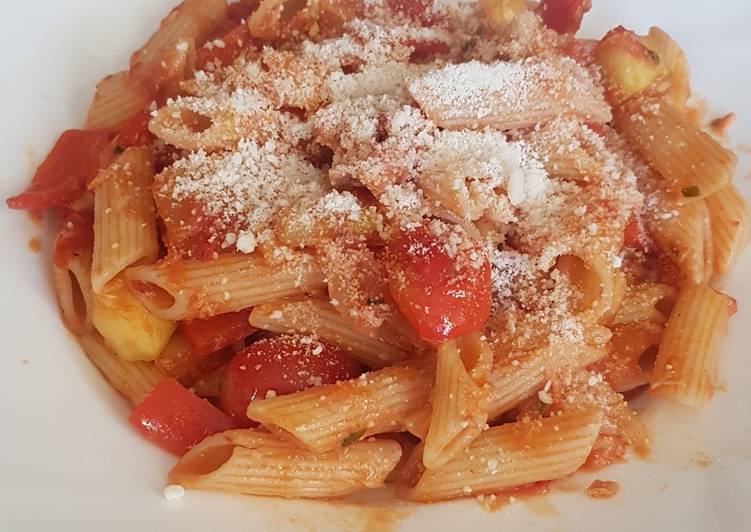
left=585, top=479, right=620, bottom=499
left=27, top=237, right=42, bottom=253
left=477, top=481, right=551, bottom=512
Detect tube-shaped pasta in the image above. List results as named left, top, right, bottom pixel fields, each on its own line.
left=408, top=58, right=611, bottom=131
left=423, top=334, right=492, bottom=469
left=249, top=299, right=408, bottom=368
left=650, top=200, right=713, bottom=284
left=555, top=254, right=622, bottom=325
left=85, top=71, right=152, bottom=132
left=651, top=283, right=734, bottom=406
left=612, top=283, right=677, bottom=325
left=124, top=254, right=325, bottom=320
left=488, top=339, right=609, bottom=420
left=78, top=333, right=164, bottom=406
left=246, top=365, right=433, bottom=453
left=614, top=99, right=736, bottom=202
left=53, top=251, right=95, bottom=336
left=401, top=407, right=604, bottom=502
left=705, top=186, right=750, bottom=276
left=130, top=0, right=227, bottom=70
left=639, top=27, right=690, bottom=109
left=169, top=429, right=402, bottom=499
left=91, top=147, right=159, bottom=293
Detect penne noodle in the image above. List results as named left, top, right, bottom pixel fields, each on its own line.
left=249, top=299, right=408, bottom=368
left=705, top=185, right=750, bottom=276
left=639, top=27, right=691, bottom=109
left=651, top=283, right=734, bottom=406
left=408, top=58, right=611, bottom=131
left=423, top=334, right=492, bottom=469
left=53, top=251, right=95, bottom=336
left=124, top=253, right=326, bottom=320
left=169, top=429, right=402, bottom=499
left=85, top=71, right=152, bottom=133
left=612, top=283, right=677, bottom=326
left=614, top=99, right=736, bottom=202
left=650, top=199, right=713, bottom=284
left=78, top=333, right=164, bottom=406
left=130, top=0, right=227, bottom=70
left=91, top=147, right=159, bottom=294
left=488, top=339, right=609, bottom=420
left=401, top=408, right=604, bottom=502
left=246, top=365, right=433, bottom=453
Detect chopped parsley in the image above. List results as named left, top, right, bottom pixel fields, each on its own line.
left=681, top=185, right=700, bottom=198
left=341, top=429, right=366, bottom=448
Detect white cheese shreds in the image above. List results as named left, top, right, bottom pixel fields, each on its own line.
left=163, top=485, right=185, bottom=502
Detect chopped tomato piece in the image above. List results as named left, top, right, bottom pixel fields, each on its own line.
left=7, top=130, right=110, bottom=210
left=536, top=0, right=592, bottom=35
left=179, top=309, right=256, bottom=357
left=53, top=210, right=94, bottom=268
left=220, top=335, right=363, bottom=426
left=407, top=39, right=451, bottom=63
left=196, top=23, right=251, bottom=71
left=387, top=222, right=492, bottom=345
left=116, top=108, right=156, bottom=149
left=129, top=379, right=235, bottom=455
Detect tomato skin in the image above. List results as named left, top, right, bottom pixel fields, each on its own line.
left=387, top=224, right=492, bottom=345
left=196, top=23, right=251, bottom=71
left=116, top=109, right=156, bottom=149
left=53, top=210, right=94, bottom=268
left=7, top=129, right=110, bottom=210
left=227, top=1, right=259, bottom=23
left=129, top=379, right=235, bottom=455
left=220, top=335, right=363, bottom=426
left=536, top=0, right=592, bottom=35
left=179, top=310, right=256, bottom=357
left=623, top=214, right=651, bottom=252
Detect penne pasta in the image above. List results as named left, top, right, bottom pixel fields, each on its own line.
left=246, top=365, right=433, bottom=453
left=614, top=99, right=736, bottom=202
left=639, top=27, right=691, bottom=109
left=651, top=283, right=734, bottom=407
left=53, top=251, right=95, bottom=336
left=124, top=253, right=326, bottom=320
left=612, top=283, right=677, bottom=326
left=408, top=58, right=611, bottom=131
left=705, top=185, right=750, bottom=276
left=249, top=299, right=408, bottom=368
left=91, top=147, right=159, bottom=294
left=650, top=199, right=713, bottom=284
left=423, top=334, right=492, bottom=469
left=169, top=429, right=401, bottom=499
left=401, top=408, right=604, bottom=502
left=78, top=333, right=164, bottom=406
left=488, top=339, right=609, bottom=420
left=85, top=71, right=152, bottom=133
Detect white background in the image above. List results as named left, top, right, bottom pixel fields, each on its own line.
left=0, top=1, right=749, bottom=530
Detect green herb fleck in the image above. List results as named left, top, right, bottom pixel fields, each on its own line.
left=681, top=185, right=700, bottom=198
left=366, top=297, right=385, bottom=306
left=341, top=429, right=366, bottom=448
left=113, top=145, right=124, bottom=154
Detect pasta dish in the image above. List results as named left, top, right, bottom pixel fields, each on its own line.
left=7, top=0, right=749, bottom=504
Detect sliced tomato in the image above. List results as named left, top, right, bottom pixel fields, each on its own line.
left=116, top=108, right=156, bottom=149
left=179, top=309, right=256, bottom=357
left=129, top=379, right=235, bottom=455
left=387, top=222, right=491, bottom=345
left=52, top=210, right=94, bottom=268
left=220, top=335, right=363, bottom=426
left=7, top=129, right=110, bottom=210
left=536, top=0, right=592, bottom=35
left=196, top=23, right=251, bottom=71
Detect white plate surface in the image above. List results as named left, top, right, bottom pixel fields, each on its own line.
left=1, top=1, right=749, bottom=530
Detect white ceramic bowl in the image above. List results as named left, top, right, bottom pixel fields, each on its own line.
left=1, top=1, right=749, bottom=530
